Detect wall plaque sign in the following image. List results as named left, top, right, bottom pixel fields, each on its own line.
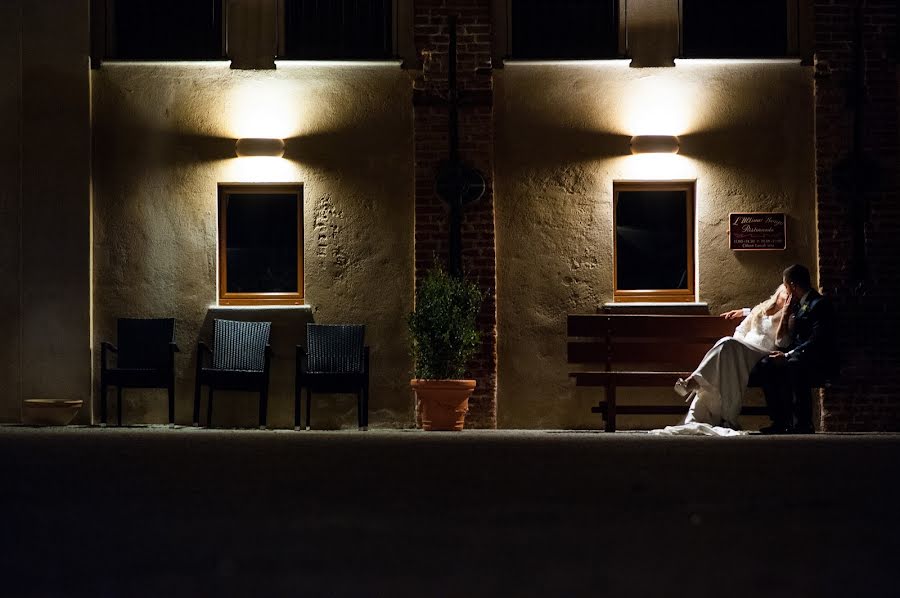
left=729, top=212, right=786, bottom=251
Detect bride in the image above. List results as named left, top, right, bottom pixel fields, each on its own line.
left=674, top=285, right=792, bottom=429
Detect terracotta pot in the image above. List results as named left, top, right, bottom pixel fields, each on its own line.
left=21, top=399, right=83, bottom=426
left=411, top=379, right=476, bottom=431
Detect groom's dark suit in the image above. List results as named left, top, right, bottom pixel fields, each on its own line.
left=755, top=290, right=837, bottom=431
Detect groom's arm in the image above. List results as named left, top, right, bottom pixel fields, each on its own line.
left=785, top=299, right=834, bottom=359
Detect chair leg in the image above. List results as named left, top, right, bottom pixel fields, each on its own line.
left=605, top=385, right=617, bottom=433
left=362, top=382, right=369, bottom=431
left=259, top=388, right=268, bottom=430
left=193, top=379, right=201, bottom=427
left=168, top=383, right=176, bottom=427
left=207, top=388, right=214, bottom=429
left=294, top=385, right=302, bottom=431
left=306, top=389, right=312, bottom=431
left=116, top=387, right=123, bottom=427
left=100, top=381, right=108, bottom=426
left=357, top=391, right=363, bottom=430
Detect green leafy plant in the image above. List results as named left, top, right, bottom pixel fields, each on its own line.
left=408, top=266, right=483, bottom=380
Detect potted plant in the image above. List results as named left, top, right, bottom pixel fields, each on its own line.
left=408, top=265, right=483, bottom=431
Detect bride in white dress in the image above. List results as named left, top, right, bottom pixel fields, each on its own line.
left=674, top=285, right=792, bottom=429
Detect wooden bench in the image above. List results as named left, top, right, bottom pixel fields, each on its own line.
left=567, top=314, right=768, bottom=432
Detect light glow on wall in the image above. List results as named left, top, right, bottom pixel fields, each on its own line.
left=228, top=80, right=303, bottom=140
left=220, top=156, right=299, bottom=182
left=622, top=75, right=694, bottom=136
left=613, top=154, right=696, bottom=181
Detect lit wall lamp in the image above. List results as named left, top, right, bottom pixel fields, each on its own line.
left=235, top=138, right=285, bottom=158
left=630, top=135, right=680, bottom=154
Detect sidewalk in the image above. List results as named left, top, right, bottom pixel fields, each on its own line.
left=2, top=426, right=898, bottom=597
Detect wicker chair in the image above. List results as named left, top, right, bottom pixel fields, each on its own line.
left=194, top=319, right=272, bottom=429
left=296, top=324, right=370, bottom=431
left=100, top=318, right=179, bottom=426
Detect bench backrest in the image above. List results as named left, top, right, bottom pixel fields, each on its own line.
left=567, top=314, right=738, bottom=370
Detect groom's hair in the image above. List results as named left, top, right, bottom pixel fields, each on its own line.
left=783, top=264, right=811, bottom=289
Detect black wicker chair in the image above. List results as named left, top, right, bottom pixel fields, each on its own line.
left=296, top=324, right=369, bottom=431
left=194, top=319, right=272, bottom=429
left=100, top=318, right=179, bottom=426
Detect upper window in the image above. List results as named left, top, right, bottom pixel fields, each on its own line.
left=613, top=181, right=695, bottom=303
left=510, top=0, right=620, bottom=60
left=96, top=0, right=224, bottom=60
left=218, top=184, right=304, bottom=306
left=280, top=0, right=393, bottom=59
left=681, top=0, right=794, bottom=58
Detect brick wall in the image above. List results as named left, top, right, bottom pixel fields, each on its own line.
left=814, top=1, right=899, bottom=430
left=413, top=0, right=497, bottom=427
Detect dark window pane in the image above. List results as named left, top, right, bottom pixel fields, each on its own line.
left=283, top=0, right=392, bottom=59
left=616, top=190, right=689, bottom=290
left=226, top=194, right=298, bottom=293
left=682, top=0, right=788, bottom=58
left=512, top=0, right=619, bottom=59
left=110, top=0, right=223, bottom=59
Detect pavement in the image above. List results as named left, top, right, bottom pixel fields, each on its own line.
left=2, top=426, right=899, bottom=597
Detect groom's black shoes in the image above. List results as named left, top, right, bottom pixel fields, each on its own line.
left=759, top=423, right=791, bottom=435
left=790, top=423, right=815, bottom=434
left=757, top=423, right=815, bottom=434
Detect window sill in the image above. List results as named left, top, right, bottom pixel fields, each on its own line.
left=674, top=58, right=803, bottom=66
left=275, top=59, right=403, bottom=68
left=503, top=58, right=631, bottom=67
left=210, top=304, right=312, bottom=311
left=601, top=302, right=710, bottom=315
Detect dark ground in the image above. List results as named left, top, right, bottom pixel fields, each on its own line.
left=1, top=427, right=899, bottom=597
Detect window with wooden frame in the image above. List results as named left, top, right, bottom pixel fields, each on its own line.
left=680, top=0, right=799, bottom=58
left=218, top=184, right=304, bottom=306
left=508, top=0, right=623, bottom=60
left=613, top=181, right=695, bottom=303
left=91, top=0, right=225, bottom=64
left=278, top=0, right=395, bottom=59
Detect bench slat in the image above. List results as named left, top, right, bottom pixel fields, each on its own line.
left=609, top=315, right=736, bottom=339
left=567, top=341, right=716, bottom=366
left=572, top=371, right=690, bottom=386
left=568, top=314, right=736, bottom=339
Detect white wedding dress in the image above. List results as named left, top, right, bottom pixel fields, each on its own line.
left=682, top=313, right=781, bottom=429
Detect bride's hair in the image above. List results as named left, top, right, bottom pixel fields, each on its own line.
left=745, top=285, right=786, bottom=332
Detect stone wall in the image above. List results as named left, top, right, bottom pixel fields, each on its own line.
left=413, top=0, right=497, bottom=428
left=814, top=0, right=900, bottom=430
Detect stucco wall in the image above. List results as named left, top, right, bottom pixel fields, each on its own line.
left=495, top=61, right=816, bottom=429
left=92, top=62, right=414, bottom=428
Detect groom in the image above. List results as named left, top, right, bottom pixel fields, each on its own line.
left=754, top=264, right=837, bottom=434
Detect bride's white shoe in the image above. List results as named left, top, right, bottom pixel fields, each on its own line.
left=674, top=378, right=696, bottom=398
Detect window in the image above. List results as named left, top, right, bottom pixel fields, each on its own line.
left=218, top=184, right=304, bottom=306
left=613, top=181, right=695, bottom=303
left=510, top=0, right=621, bottom=59
left=280, top=0, right=393, bottom=59
left=94, top=0, right=225, bottom=61
left=680, top=0, right=795, bottom=58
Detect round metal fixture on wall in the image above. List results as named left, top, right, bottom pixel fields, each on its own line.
left=630, top=135, right=680, bottom=154
left=235, top=138, right=285, bottom=158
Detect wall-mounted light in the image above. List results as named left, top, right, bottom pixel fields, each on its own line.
left=630, top=135, right=680, bottom=155
left=235, top=138, right=285, bottom=158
